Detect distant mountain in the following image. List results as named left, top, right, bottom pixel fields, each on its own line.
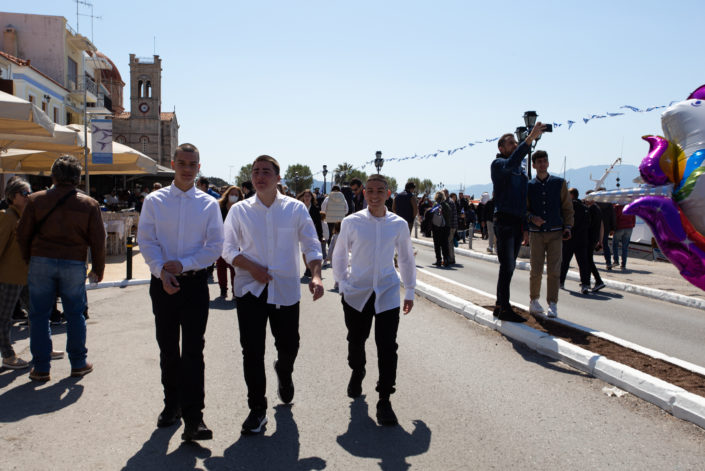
left=457, top=164, right=640, bottom=199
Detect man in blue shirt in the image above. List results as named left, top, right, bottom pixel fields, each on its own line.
left=490, top=124, right=546, bottom=322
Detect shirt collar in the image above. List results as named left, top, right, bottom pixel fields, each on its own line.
left=169, top=182, right=196, bottom=198
left=363, top=207, right=388, bottom=220
left=253, top=190, right=284, bottom=209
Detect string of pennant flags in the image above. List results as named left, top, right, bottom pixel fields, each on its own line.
left=304, top=99, right=676, bottom=178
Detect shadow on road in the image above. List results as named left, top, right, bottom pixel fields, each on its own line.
left=336, top=396, right=431, bottom=471
left=204, top=404, right=326, bottom=470
left=507, top=337, right=589, bottom=377
left=0, top=377, right=84, bottom=422
left=123, top=426, right=211, bottom=471
left=209, top=297, right=236, bottom=311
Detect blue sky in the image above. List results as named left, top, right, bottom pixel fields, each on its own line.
left=10, top=1, right=705, bottom=188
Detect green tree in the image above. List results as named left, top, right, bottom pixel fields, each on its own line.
left=236, top=163, right=253, bottom=186
left=420, top=178, right=435, bottom=195
left=349, top=169, right=368, bottom=184
left=284, top=164, right=313, bottom=195
left=407, top=177, right=422, bottom=193
left=333, top=162, right=355, bottom=184
left=384, top=176, right=398, bottom=194
left=206, top=176, right=228, bottom=189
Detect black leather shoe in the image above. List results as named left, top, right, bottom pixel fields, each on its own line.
left=181, top=420, right=213, bottom=441
left=274, top=360, right=294, bottom=404
left=347, top=368, right=365, bottom=398
left=157, top=407, right=181, bottom=428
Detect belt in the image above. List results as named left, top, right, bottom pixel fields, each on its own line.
left=175, top=268, right=208, bottom=278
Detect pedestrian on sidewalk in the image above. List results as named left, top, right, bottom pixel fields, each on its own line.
left=559, top=188, right=591, bottom=293
left=584, top=190, right=606, bottom=292
left=138, top=143, right=224, bottom=441
left=0, top=178, right=32, bottom=370
left=527, top=151, right=573, bottom=318
left=333, top=174, right=416, bottom=426
left=392, top=181, right=418, bottom=234
left=596, top=193, right=616, bottom=270
left=17, top=155, right=105, bottom=382
left=485, top=197, right=495, bottom=253
left=298, top=189, right=324, bottom=278
left=444, top=190, right=458, bottom=264
left=216, top=186, right=243, bottom=298
left=613, top=204, right=636, bottom=270
left=430, top=191, right=451, bottom=267
left=490, top=124, right=547, bottom=322
left=223, top=155, right=324, bottom=435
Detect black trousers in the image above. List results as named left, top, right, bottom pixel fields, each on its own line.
left=342, top=293, right=400, bottom=399
left=149, top=273, right=209, bottom=425
left=560, top=235, right=590, bottom=286
left=587, top=238, right=604, bottom=285
left=431, top=226, right=450, bottom=263
left=236, top=286, right=300, bottom=411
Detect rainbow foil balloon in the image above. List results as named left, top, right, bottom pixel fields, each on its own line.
left=625, top=84, right=705, bottom=290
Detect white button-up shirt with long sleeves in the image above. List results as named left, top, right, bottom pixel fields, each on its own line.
left=137, top=184, right=224, bottom=277
left=333, top=208, right=416, bottom=314
left=222, top=191, right=322, bottom=306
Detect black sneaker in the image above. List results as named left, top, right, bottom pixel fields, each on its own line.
left=496, top=307, right=527, bottom=323
left=182, top=420, right=213, bottom=441
left=592, top=282, right=606, bottom=293
left=303, top=268, right=312, bottom=278
left=580, top=285, right=590, bottom=294
left=376, top=399, right=398, bottom=426
left=274, top=361, right=294, bottom=404
left=241, top=409, right=267, bottom=435
left=347, top=368, right=366, bottom=398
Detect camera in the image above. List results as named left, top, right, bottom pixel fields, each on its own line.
left=543, top=124, right=553, bottom=132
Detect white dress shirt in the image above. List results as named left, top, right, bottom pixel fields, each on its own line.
left=138, top=184, right=224, bottom=277
left=333, top=208, right=416, bottom=314
left=222, top=191, right=322, bottom=306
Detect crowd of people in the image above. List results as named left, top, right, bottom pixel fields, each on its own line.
left=0, top=134, right=639, bottom=442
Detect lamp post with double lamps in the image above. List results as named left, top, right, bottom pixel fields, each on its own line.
left=374, top=151, right=384, bottom=174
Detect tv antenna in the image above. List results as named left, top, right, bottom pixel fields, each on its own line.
left=75, top=0, right=102, bottom=43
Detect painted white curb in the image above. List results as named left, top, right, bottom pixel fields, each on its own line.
left=413, top=279, right=705, bottom=430
left=86, top=279, right=150, bottom=290
left=412, top=238, right=705, bottom=310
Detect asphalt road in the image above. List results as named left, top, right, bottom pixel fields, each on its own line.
left=2, top=273, right=705, bottom=470
left=413, top=242, right=705, bottom=368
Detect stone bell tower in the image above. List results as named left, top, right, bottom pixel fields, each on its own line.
left=129, top=54, right=161, bottom=120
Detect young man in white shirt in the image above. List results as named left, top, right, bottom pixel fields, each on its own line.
left=222, top=155, right=324, bottom=435
left=138, top=143, right=224, bottom=442
left=333, top=174, right=416, bottom=426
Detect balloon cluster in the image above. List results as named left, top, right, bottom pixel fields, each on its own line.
left=624, top=84, right=705, bottom=291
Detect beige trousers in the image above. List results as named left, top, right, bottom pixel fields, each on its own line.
left=529, top=231, right=563, bottom=304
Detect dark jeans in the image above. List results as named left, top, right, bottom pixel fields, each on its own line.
left=431, top=226, right=450, bottom=263
left=587, top=239, right=603, bottom=285
left=149, top=273, right=210, bottom=425
left=494, top=214, right=523, bottom=309
left=602, top=230, right=612, bottom=266
left=342, top=293, right=400, bottom=398
left=236, top=286, right=300, bottom=411
left=560, top=235, right=590, bottom=286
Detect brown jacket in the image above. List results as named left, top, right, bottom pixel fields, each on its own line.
left=16, top=184, right=106, bottom=277
left=0, top=206, right=28, bottom=285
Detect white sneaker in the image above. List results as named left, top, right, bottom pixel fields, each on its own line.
left=547, top=302, right=558, bottom=318
left=529, top=299, right=544, bottom=314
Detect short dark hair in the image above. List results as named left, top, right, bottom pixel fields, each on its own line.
left=174, top=143, right=199, bottom=160
left=5, top=176, right=30, bottom=203
left=241, top=180, right=254, bottom=192
left=331, top=185, right=341, bottom=191
left=197, top=177, right=209, bottom=186
left=253, top=155, right=280, bottom=175
left=350, top=178, right=363, bottom=187
left=532, top=150, right=548, bottom=164
left=404, top=181, right=416, bottom=191
left=498, top=133, right=515, bottom=149
left=51, top=155, right=82, bottom=186
left=569, top=187, right=579, bottom=199
left=366, top=174, right=388, bottom=189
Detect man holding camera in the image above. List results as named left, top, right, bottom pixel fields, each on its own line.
left=490, top=123, right=547, bottom=322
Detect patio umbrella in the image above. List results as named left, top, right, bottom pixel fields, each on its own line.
left=0, top=136, right=161, bottom=175
left=0, top=91, right=55, bottom=137
left=0, top=123, right=84, bottom=153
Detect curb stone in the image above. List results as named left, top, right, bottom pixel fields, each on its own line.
left=86, top=279, right=150, bottom=290
left=413, top=279, right=705, bottom=430
left=412, top=238, right=705, bottom=310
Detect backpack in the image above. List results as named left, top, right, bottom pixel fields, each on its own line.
left=431, top=204, right=446, bottom=227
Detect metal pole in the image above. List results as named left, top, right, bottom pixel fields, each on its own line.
left=126, top=235, right=133, bottom=280
left=83, top=51, right=90, bottom=193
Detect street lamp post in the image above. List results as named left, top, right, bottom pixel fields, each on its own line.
left=517, top=111, right=540, bottom=180
left=374, top=150, right=384, bottom=174
left=322, top=164, right=328, bottom=194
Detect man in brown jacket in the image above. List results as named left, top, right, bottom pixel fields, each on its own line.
left=17, top=155, right=105, bottom=382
